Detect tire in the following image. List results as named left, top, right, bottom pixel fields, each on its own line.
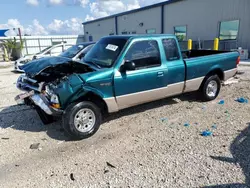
left=35, top=106, right=54, bottom=125
left=200, top=75, right=221, bottom=101
left=62, top=101, right=102, bottom=140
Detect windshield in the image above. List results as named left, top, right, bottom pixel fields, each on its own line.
left=80, top=44, right=95, bottom=61
left=60, top=44, right=86, bottom=58
left=36, top=46, right=52, bottom=55
left=84, top=38, right=127, bottom=68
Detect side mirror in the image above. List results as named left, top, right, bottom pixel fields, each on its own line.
left=120, top=60, right=136, bottom=72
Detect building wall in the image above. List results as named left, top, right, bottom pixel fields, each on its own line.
left=84, top=18, right=115, bottom=42
left=164, top=0, right=250, bottom=51
left=117, top=6, right=161, bottom=35
left=83, top=0, right=250, bottom=52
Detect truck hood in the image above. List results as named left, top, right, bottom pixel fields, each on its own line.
left=20, top=56, right=95, bottom=80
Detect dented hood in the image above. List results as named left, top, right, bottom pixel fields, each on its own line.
left=20, top=56, right=93, bottom=78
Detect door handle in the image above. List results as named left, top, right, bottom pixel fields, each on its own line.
left=157, top=71, right=164, bottom=77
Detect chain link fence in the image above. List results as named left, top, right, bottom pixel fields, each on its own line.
left=0, top=35, right=85, bottom=61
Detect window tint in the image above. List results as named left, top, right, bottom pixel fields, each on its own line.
left=174, top=26, right=187, bottom=41
left=162, top=38, right=180, bottom=61
left=219, top=20, right=239, bottom=40
left=125, top=40, right=161, bottom=70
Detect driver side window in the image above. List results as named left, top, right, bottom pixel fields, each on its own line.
left=124, top=40, right=161, bottom=70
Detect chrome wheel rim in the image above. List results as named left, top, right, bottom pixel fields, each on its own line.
left=206, top=80, right=218, bottom=97
left=74, top=108, right=96, bottom=133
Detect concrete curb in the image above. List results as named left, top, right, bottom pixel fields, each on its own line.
left=239, top=62, right=250, bottom=67
left=0, top=61, right=14, bottom=69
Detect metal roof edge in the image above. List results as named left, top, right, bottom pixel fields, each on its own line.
left=82, top=0, right=183, bottom=25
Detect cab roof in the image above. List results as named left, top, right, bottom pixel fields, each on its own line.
left=102, top=34, right=176, bottom=40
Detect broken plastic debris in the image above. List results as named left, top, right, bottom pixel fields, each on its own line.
left=235, top=97, right=248, bottom=104
left=160, top=118, right=168, bottom=122
left=1, top=137, right=9, bottom=140
left=211, top=124, right=217, bottom=129
left=184, top=123, right=190, bottom=127
left=218, top=100, right=225, bottom=105
left=201, top=130, right=212, bottom=137
left=30, top=143, right=40, bottom=149
left=223, top=78, right=239, bottom=86
left=106, top=162, right=116, bottom=168
left=70, top=173, right=75, bottom=181
left=202, top=105, right=206, bottom=110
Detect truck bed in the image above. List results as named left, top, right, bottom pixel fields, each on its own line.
left=181, top=50, right=239, bottom=90
left=182, top=49, right=232, bottom=59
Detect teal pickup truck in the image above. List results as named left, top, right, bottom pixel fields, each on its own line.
left=15, top=35, right=240, bottom=139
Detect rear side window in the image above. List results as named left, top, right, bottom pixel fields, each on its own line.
left=125, top=40, right=161, bottom=70
left=162, top=38, right=180, bottom=61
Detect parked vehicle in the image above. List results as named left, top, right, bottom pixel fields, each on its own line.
left=59, top=42, right=95, bottom=61
left=15, top=35, right=240, bottom=139
left=14, top=42, right=72, bottom=72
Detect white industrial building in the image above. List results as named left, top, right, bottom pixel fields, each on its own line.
left=82, top=0, right=250, bottom=58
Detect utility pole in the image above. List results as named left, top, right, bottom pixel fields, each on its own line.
left=17, top=28, right=22, bottom=42
left=17, top=28, right=23, bottom=56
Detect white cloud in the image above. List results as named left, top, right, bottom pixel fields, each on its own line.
left=25, top=19, right=48, bottom=35
left=48, top=0, right=63, bottom=5
left=26, top=0, right=39, bottom=6
left=86, top=0, right=140, bottom=19
left=79, top=0, right=89, bottom=7
left=47, top=18, right=83, bottom=35
left=0, top=18, right=83, bottom=36
left=0, top=19, right=24, bottom=36
left=85, top=14, right=95, bottom=22
left=83, top=0, right=169, bottom=20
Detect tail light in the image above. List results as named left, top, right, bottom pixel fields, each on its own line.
left=236, top=56, right=240, bottom=65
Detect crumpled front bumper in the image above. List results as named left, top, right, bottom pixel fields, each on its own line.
left=30, top=94, right=63, bottom=116
left=16, top=75, right=63, bottom=116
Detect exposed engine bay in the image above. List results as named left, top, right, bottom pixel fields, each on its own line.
left=17, top=60, right=95, bottom=93
left=27, top=61, right=94, bottom=82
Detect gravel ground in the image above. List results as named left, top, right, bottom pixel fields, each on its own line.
left=0, top=66, right=250, bottom=188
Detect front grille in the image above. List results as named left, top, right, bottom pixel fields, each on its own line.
left=17, top=75, right=44, bottom=92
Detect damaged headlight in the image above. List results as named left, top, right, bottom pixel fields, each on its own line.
left=50, top=94, right=59, bottom=104
left=45, top=85, right=53, bottom=96
left=44, top=85, right=60, bottom=108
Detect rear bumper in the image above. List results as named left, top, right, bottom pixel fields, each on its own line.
left=30, top=94, right=63, bottom=116
left=224, top=68, right=237, bottom=81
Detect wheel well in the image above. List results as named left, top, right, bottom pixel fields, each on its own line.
left=74, top=92, right=108, bottom=115
left=199, top=69, right=224, bottom=90
left=206, top=69, right=224, bottom=81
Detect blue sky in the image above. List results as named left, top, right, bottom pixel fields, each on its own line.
left=0, top=0, right=166, bottom=36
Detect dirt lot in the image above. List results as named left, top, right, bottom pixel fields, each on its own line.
left=0, top=66, right=250, bottom=188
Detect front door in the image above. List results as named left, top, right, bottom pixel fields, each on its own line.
left=114, top=39, right=168, bottom=110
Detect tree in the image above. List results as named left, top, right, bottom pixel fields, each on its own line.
left=1, top=38, right=25, bottom=60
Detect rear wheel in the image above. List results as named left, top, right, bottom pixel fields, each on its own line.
left=62, top=101, right=102, bottom=140
left=200, top=75, right=221, bottom=101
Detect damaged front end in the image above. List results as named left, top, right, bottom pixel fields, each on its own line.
left=15, top=58, right=95, bottom=117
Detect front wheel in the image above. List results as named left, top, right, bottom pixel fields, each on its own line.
left=200, top=75, right=221, bottom=101
left=62, top=101, right=102, bottom=140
